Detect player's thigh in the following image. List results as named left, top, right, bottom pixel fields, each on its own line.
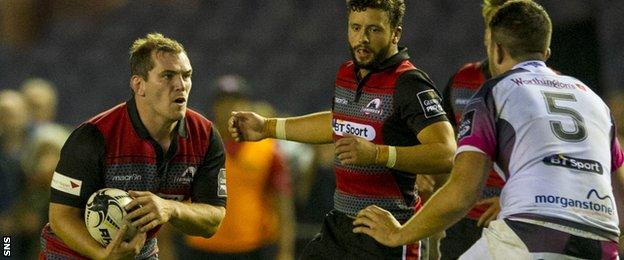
left=460, top=219, right=530, bottom=259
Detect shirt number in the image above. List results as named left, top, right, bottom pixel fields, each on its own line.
left=542, top=91, right=587, bottom=142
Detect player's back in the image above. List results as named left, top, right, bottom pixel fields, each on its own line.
left=462, top=60, right=619, bottom=240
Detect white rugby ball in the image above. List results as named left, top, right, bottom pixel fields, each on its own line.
left=84, top=188, right=136, bottom=246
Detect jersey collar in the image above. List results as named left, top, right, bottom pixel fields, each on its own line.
left=127, top=97, right=188, bottom=140
left=512, top=60, right=547, bottom=71
left=354, top=47, right=410, bottom=73
left=376, top=47, right=410, bottom=71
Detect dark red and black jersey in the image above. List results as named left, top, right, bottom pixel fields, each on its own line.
left=443, top=60, right=505, bottom=219
left=332, top=48, right=448, bottom=222
left=443, top=60, right=491, bottom=127
left=41, top=98, right=226, bottom=259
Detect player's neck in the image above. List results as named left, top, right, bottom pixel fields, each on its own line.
left=136, top=102, right=177, bottom=150
left=358, top=69, right=370, bottom=78
left=357, top=47, right=399, bottom=78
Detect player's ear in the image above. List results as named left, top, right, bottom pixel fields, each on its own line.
left=544, top=48, right=551, bottom=60
left=495, top=43, right=505, bottom=65
left=130, top=75, right=146, bottom=97
left=392, top=26, right=402, bottom=44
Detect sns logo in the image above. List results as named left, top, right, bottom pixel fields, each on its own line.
left=332, top=119, right=376, bottom=141
left=3, top=236, right=9, bottom=257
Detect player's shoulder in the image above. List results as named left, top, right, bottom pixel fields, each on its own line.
left=483, top=67, right=529, bottom=92
left=397, top=66, right=435, bottom=89
left=451, top=61, right=489, bottom=90
left=336, top=60, right=356, bottom=80
left=338, top=60, right=355, bottom=73
left=86, top=102, right=127, bottom=126
left=457, top=61, right=485, bottom=75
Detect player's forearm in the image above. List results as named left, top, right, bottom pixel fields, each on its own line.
left=266, top=111, right=333, bottom=144
left=394, top=152, right=489, bottom=245
left=375, top=121, right=456, bottom=174
left=49, top=203, right=105, bottom=259
left=397, top=180, right=477, bottom=244
left=375, top=142, right=455, bottom=174
left=168, top=201, right=225, bottom=237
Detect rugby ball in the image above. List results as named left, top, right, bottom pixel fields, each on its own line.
left=84, top=188, right=136, bottom=246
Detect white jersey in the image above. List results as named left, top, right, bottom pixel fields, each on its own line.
left=456, top=60, right=624, bottom=240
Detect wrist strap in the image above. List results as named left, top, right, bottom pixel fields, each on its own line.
left=275, top=118, right=287, bottom=139
left=386, top=146, right=397, bottom=168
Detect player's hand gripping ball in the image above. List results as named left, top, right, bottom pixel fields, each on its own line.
left=84, top=188, right=137, bottom=246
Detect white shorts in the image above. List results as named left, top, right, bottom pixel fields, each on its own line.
left=458, top=219, right=619, bottom=260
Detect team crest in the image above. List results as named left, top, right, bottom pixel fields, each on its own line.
left=362, top=98, right=383, bottom=115
left=174, top=166, right=197, bottom=185
left=182, top=166, right=197, bottom=178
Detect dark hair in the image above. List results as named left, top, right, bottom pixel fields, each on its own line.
left=347, top=0, right=406, bottom=28
left=489, top=0, right=551, bottom=60
left=129, top=33, right=185, bottom=80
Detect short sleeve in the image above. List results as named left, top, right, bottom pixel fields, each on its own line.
left=394, top=70, right=448, bottom=135
left=611, top=119, right=624, bottom=172
left=442, top=74, right=458, bottom=128
left=50, top=123, right=105, bottom=208
left=192, top=125, right=227, bottom=207
left=456, top=82, right=498, bottom=159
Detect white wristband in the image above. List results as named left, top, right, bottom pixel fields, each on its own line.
left=386, top=146, right=397, bottom=168
left=275, top=118, right=287, bottom=139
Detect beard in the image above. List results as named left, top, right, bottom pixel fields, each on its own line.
left=350, top=42, right=392, bottom=70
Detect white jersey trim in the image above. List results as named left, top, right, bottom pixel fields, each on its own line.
left=456, top=145, right=487, bottom=157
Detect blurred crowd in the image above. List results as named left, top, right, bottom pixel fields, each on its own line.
left=0, top=78, right=70, bottom=259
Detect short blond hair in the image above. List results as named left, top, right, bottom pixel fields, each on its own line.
left=129, top=33, right=185, bottom=79
left=482, top=0, right=510, bottom=25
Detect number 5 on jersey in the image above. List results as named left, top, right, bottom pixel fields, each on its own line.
left=542, top=91, right=587, bottom=142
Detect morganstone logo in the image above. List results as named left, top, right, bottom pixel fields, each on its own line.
left=534, top=189, right=614, bottom=216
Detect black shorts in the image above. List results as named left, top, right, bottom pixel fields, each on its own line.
left=300, top=210, right=420, bottom=260
left=440, top=217, right=482, bottom=260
